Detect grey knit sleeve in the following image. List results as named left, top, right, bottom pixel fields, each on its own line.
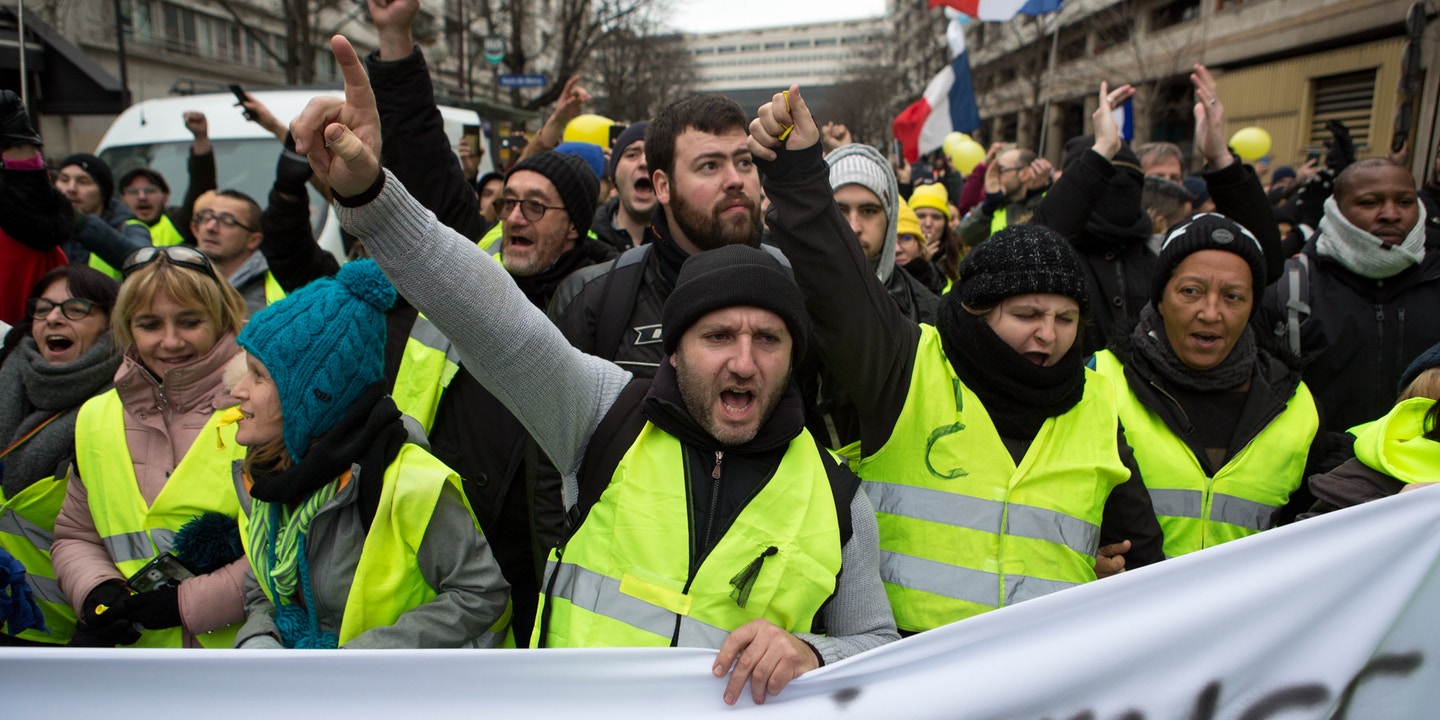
left=335, top=171, right=631, bottom=510
left=795, top=488, right=899, bottom=664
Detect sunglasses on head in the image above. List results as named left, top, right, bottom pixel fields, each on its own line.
left=121, top=245, right=218, bottom=281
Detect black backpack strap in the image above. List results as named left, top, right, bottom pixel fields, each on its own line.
left=593, top=245, right=653, bottom=361
left=571, top=378, right=652, bottom=529
left=811, top=433, right=860, bottom=548
left=1273, top=254, right=1311, bottom=358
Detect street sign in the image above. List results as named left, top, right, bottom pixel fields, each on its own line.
left=483, top=36, right=506, bottom=64
left=498, top=74, right=547, bottom=88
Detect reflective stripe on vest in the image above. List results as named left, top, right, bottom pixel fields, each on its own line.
left=391, top=315, right=462, bottom=434
left=538, top=423, right=842, bottom=649
left=75, top=390, right=246, bottom=648
left=235, top=445, right=513, bottom=647
left=263, top=271, right=287, bottom=305
left=1351, top=398, right=1440, bottom=485
left=1093, top=351, right=1317, bottom=557
left=0, top=475, right=75, bottom=643
left=856, top=325, right=1127, bottom=632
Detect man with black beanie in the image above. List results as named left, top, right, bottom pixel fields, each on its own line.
left=591, top=120, right=653, bottom=252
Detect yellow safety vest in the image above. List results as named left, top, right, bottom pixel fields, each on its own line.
left=990, top=207, right=1008, bottom=235
left=390, top=316, right=461, bottom=434
left=537, top=423, right=843, bottom=649
left=0, top=474, right=74, bottom=643
left=235, top=444, right=512, bottom=647
left=73, top=390, right=246, bottom=648
left=91, top=215, right=184, bottom=279
left=857, top=325, right=1127, bottom=633
left=263, top=271, right=287, bottom=305
left=1094, top=351, right=1317, bottom=557
left=1350, top=398, right=1440, bottom=485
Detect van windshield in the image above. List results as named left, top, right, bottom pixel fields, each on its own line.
left=100, top=139, right=326, bottom=236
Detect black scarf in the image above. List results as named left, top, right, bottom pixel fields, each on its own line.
left=937, top=295, right=1086, bottom=440
left=1129, top=304, right=1256, bottom=393
left=247, top=384, right=407, bottom=505
left=513, top=238, right=616, bottom=310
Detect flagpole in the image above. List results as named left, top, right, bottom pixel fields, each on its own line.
left=1037, top=11, right=1060, bottom=159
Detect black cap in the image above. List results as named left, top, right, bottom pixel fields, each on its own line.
left=507, top=151, right=598, bottom=238
left=59, top=153, right=115, bottom=207
left=661, top=245, right=810, bottom=361
left=606, top=121, right=649, bottom=180
left=1151, top=213, right=1267, bottom=315
left=958, top=224, right=1089, bottom=312
left=118, top=167, right=170, bottom=195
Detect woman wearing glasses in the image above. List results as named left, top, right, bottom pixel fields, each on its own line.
left=52, top=245, right=250, bottom=647
left=0, top=266, right=121, bottom=644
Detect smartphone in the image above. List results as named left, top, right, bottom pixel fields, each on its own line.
left=462, top=124, right=482, bottom=155
left=228, top=84, right=256, bottom=121
left=1306, top=150, right=1322, bottom=164
left=126, top=553, right=196, bottom=593
left=608, top=123, right=627, bottom=149
left=893, top=139, right=904, bottom=166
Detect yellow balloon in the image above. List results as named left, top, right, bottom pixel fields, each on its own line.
left=1229, top=126, right=1272, bottom=162
left=949, top=140, right=986, bottom=175
left=942, top=132, right=972, bottom=158
left=564, top=114, right=615, bottom=147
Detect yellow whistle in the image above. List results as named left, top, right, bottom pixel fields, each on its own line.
left=216, top=406, right=244, bottom=449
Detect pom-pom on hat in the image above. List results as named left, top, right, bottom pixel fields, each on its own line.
left=908, top=183, right=951, bottom=222
left=237, top=259, right=396, bottom=462
left=660, top=245, right=810, bottom=363
left=958, top=224, right=1089, bottom=312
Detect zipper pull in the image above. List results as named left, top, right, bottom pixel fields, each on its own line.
left=729, top=546, right=778, bottom=609
left=711, top=450, right=725, bottom=480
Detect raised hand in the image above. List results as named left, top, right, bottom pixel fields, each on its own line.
left=291, top=36, right=382, bottom=198
left=748, top=85, right=820, bottom=161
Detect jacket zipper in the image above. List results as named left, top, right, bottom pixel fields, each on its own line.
left=1375, top=305, right=1386, bottom=407
left=674, top=449, right=726, bottom=646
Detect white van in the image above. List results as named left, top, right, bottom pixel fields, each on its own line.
left=95, top=89, right=488, bottom=261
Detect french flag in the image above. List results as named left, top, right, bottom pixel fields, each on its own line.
left=930, top=0, right=1063, bottom=21
left=892, top=17, right=980, bottom=164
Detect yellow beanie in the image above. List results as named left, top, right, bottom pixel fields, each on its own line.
left=897, top=201, right=922, bottom=240
left=908, top=183, right=951, bottom=222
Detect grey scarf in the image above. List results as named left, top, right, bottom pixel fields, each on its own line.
left=1316, top=196, right=1427, bottom=279
left=0, top=334, right=120, bottom=497
left=1130, top=304, right=1255, bottom=393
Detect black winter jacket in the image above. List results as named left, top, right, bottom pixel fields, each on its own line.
left=1033, top=151, right=1283, bottom=355
left=1254, top=227, right=1440, bottom=433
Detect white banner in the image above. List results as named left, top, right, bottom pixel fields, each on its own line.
left=5, top=489, right=1440, bottom=719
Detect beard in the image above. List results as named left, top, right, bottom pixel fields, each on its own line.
left=669, top=188, right=761, bottom=252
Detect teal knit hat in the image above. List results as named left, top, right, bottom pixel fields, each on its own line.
left=237, top=259, right=395, bottom=462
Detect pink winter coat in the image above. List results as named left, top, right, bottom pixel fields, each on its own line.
left=52, top=333, right=245, bottom=647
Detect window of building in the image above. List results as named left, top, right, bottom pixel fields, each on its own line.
left=815, top=37, right=837, bottom=46
left=1092, top=20, right=1133, bottom=54
left=789, top=39, right=812, bottom=48
left=1057, top=28, right=1086, bottom=63
left=765, top=41, right=785, bottom=50
left=740, top=43, right=760, bottom=52
left=1308, top=69, right=1376, bottom=154
left=1216, top=0, right=1253, bottom=9
left=717, top=45, right=736, bottom=53
left=1152, top=0, right=1201, bottom=30
left=695, top=47, right=714, bottom=54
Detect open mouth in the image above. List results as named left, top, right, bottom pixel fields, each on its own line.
left=1191, top=332, right=1223, bottom=349
left=44, top=335, right=74, bottom=354
left=720, top=389, right=754, bottom=416
left=1022, top=351, right=1049, bottom=366
left=634, top=177, right=653, bottom=195
left=156, top=353, right=196, bottom=366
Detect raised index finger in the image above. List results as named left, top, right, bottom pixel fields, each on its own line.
left=332, top=35, right=376, bottom=114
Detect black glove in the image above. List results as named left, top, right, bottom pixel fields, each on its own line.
left=70, top=579, right=142, bottom=646
left=0, top=89, right=43, bottom=150
left=1324, top=119, right=1356, bottom=175
left=108, top=584, right=182, bottom=630
left=274, top=131, right=313, bottom=197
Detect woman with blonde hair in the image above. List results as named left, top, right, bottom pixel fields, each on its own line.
left=53, top=245, right=250, bottom=647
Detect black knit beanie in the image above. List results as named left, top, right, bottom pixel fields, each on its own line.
left=59, top=153, right=115, bottom=207
left=605, top=121, right=649, bottom=180
left=661, top=245, right=810, bottom=361
left=958, top=224, right=1089, bottom=312
left=1150, top=213, right=1266, bottom=314
left=507, top=151, right=598, bottom=238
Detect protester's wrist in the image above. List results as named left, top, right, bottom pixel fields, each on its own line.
left=376, top=33, right=415, bottom=62
left=333, top=172, right=386, bottom=207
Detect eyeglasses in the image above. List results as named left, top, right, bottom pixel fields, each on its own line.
left=499, top=197, right=566, bottom=223
left=122, top=245, right=218, bottom=281
left=122, top=186, right=165, bottom=197
left=194, top=209, right=258, bottom=232
left=27, top=297, right=97, bottom=321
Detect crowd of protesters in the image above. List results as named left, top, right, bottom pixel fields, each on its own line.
left=2, top=0, right=1438, bottom=708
